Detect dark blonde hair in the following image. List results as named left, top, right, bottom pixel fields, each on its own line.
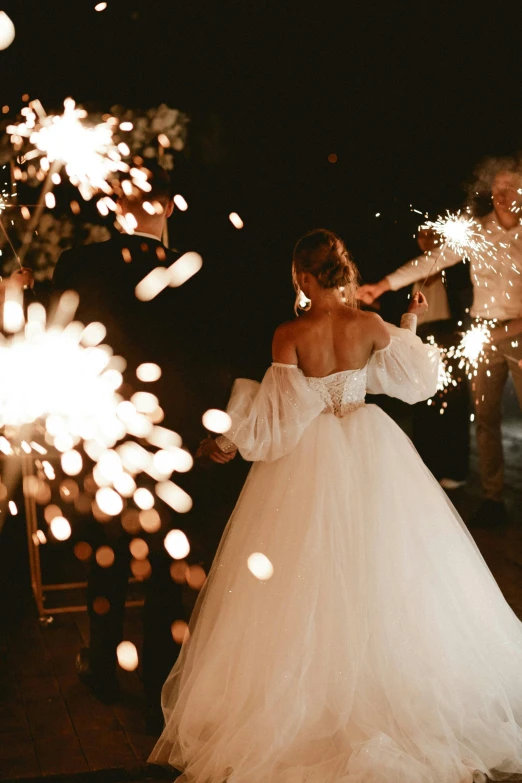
left=292, top=229, right=359, bottom=313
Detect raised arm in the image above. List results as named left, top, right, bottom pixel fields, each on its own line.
left=358, top=246, right=462, bottom=305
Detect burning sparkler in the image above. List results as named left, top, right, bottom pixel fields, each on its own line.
left=7, top=98, right=160, bottom=263
left=417, top=210, right=494, bottom=292
left=454, top=320, right=493, bottom=372
left=422, top=211, right=490, bottom=257
left=0, top=290, right=194, bottom=539
left=7, top=98, right=132, bottom=201
left=425, top=320, right=495, bottom=411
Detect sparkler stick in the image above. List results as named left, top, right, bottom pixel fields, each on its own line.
left=157, top=143, right=169, bottom=248
left=418, top=246, right=444, bottom=293
left=0, top=217, right=21, bottom=268
left=17, top=161, right=60, bottom=264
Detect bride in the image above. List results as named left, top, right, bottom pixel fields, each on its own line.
left=149, top=229, right=522, bottom=783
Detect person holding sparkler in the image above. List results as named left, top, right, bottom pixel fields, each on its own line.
left=53, top=164, right=198, bottom=731
left=358, top=161, right=522, bottom=524
left=362, top=225, right=471, bottom=490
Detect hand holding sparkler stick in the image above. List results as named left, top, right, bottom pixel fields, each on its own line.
left=407, top=290, right=428, bottom=317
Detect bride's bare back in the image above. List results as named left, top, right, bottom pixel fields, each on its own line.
left=272, top=303, right=391, bottom=378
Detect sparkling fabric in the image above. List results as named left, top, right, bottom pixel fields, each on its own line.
left=367, top=323, right=440, bottom=404
left=307, top=368, right=367, bottom=418
left=149, top=330, right=522, bottom=783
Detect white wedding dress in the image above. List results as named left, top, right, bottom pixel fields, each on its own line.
left=150, top=325, right=522, bottom=783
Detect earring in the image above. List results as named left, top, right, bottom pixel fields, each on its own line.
left=339, top=286, right=347, bottom=305
left=298, top=287, right=311, bottom=311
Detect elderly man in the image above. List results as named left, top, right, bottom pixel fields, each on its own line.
left=358, top=166, right=522, bottom=524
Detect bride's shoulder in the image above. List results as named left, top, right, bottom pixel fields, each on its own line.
left=353, top=309, right=391, bottom=347
left=272, top=319, right=299, bottom=365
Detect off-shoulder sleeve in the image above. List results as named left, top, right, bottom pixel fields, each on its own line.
left=222, top=364, right=325, bottom=462
left=366, top=324, right=440, bottom=404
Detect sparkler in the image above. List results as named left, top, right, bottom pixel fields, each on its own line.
left=8, top=98, right=130, bottom=201
left=422, top=211, right=489, bottom=257
left=7, top=98, right=150, bottom=262
left=425, top=320, right=495, bottom=411
left=454, top=320, right=493, bottom=372
left=418, top=210, right=493, bottom=292
left=0, top=290, right=194, bottom=542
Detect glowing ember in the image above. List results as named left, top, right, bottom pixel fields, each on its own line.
left=116, top=641, right=138, bottom=671
left=173, top=194, right=188, bottom=211
left=229, top=212, right=244, bottom=229
left=202, top=408, right=232, bottom=434
left=171, top=620, right=190, bottom=644
left=164, top=529, right=191, bottom=559
left=157, top=481, right=193, bottom=513
left=50, top=516, right=71, bottom=541
left=136, top=363, right=162, bottom=382
left=96, top=487, right=124, bottom=516
left=247, top=552, right=274, bottom=581
left=168, top=252, right=203, bottom=288
left=0, top=12, right=15, bottom=50
left=133, top=487, right=154, bottom=510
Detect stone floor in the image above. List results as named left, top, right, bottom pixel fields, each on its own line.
left=0, top=419, right=521, bottom=783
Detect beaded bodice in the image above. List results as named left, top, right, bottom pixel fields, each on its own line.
left=306, top=367, right=367, bottom=418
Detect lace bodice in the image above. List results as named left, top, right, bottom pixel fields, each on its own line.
left=306, top=367, right=367, bottom=418
left=221, top=333, right=439, bottom=462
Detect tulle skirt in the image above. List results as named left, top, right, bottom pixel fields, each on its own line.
left=149, top=404, right=522, bottom=782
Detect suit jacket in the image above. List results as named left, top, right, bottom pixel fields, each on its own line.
left=53, top=234, right=205, bottom=449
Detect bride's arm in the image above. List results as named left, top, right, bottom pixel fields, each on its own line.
left=207, top=323, right=299, bottom=462
left=400, top=291, right=428, bottom=334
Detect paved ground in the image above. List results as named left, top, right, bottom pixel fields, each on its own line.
left=1, top=417, right=521, bottom=783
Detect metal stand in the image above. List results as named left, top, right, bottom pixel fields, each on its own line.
left=22, top=455, right=144, bottom=621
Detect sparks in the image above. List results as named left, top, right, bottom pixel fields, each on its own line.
left=455, top=320, right=493, bottom=371
left=421, top=210, right=491, bottom=257
left=7, top=98, right=136, bottom=201
left=0, top=291, right=190, bottom=516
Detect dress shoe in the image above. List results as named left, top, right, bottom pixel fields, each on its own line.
left=75, top=647, right=121, bottom=704
left=470, top=499, right=507, bottom=527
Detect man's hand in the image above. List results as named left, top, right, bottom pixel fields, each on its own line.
left=9, top=267, right=34, bottom=290
left=407, top=291, right=428, bottom=317
left=356, top=278, right=391, bottom=305
left=196, top=436, right=237, bottom=465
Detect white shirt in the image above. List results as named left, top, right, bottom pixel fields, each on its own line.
left=131, top=231, right=163, bottom=242
left=386, top=212, right=522, bottom=321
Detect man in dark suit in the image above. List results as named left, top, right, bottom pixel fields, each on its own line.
left=53, top=164, right=203, bottom=731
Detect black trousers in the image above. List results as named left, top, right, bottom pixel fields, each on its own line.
left=412, top=321, right=470, bottom=482
left=85, top=520, right=185, bottom=711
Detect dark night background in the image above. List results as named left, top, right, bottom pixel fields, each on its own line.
left=2, top=0, right=522, bottom=380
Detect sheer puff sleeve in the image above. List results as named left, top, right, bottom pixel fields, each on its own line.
left=220, top=363, right=325, bottom=463
left=366, top=324, right=440, bottom=404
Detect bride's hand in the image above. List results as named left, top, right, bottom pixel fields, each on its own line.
left=407, top=291, right=428, bottom=316
left=196, top=436, right=237, bottom=465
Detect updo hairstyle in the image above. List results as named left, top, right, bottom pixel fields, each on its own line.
left=292, top=229, right=359, bottom=313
